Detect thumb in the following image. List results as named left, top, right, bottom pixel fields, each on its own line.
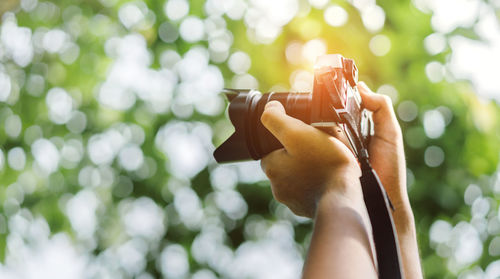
left=260, top=100, right=316, bottom=152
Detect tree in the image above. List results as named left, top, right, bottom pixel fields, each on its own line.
left=0, top=0, right=499, bottom=278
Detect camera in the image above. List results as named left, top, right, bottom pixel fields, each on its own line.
left=214, top=54, right=373, bottom=163
left=213, top=56, right=404, bottom=277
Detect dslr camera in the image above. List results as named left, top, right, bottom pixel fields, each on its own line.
left=213, top=55, right=404, bottom=277
left=214, top=54, right=373, bottom=163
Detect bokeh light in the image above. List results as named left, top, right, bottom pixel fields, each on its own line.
left=324, top=5, right=348, bottom=27
left=0, top=0, right=498, bottom=278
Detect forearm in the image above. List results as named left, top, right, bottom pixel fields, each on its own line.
left=380, top=144, right=423, bottom=278
left=393, top=199, right=423, bottom=279
left=358, top=82, right=422, bottom=278
left=394, top=148, right=423, bottom=278
left=302, top=191, right=377, bottom=279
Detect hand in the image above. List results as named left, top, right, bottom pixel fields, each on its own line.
left=260, top=101, right=364, bottom=218
left=260, top=100, right=377, bottom=278
left=358, top=82, right=423, bottom=279
left=357, top=82, right=409, bottom=211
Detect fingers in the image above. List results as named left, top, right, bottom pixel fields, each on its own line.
left=260, top=149, right=297, bottom=204
left=260, top=101, right=319, bottom=154
left=357, top=82, right=398, bottom=126
left=261, top=100, right=356, bottom=162
left=317, top=125, right=355, bottom=155
left=260, top=149, right=314, bottom=217
left=357, top=81, right=403, bottom=143
left=260, top=148, right=289, bottom=181
left=358, top=82, right=395, bottom=117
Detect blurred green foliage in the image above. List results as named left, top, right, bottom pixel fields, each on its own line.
left=0, top=0, right=500, bottom=278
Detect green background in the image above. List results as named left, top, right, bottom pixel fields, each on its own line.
left=0, top=0, right=499, bottom=278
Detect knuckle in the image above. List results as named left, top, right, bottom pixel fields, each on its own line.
left=263, top=164, right=277, bottom=179
left=380, top=95, right=393, bottom=106
left=271, top=186, right=287, bottom=203
left=274, top=194, right=285, bottom=204
left=290, top=205, right=309, bottom=218
left=261, top=149, right=286, bottom=178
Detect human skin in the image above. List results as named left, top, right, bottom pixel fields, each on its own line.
left=260, top=82, right=422, bottom=278
left=358, top=82, right=423, bottom=279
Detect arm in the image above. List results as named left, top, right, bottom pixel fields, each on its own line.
left=260, top=82, right=423, bottom=278
left=260, top=101, right=377, bottom=278
left=303, top=191, right=377, bottom=279
left=358, top=82, right=423, bottom=279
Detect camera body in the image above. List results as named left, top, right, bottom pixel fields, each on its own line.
left=213, top=55, right=404, bottom=279
left=214, top=54, right=373, bottom=163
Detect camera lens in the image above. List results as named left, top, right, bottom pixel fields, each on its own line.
left=213, top=90, right=312, bottom=163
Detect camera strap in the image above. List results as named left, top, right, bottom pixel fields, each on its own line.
left=340, top=111, right=404, bottom=278
left=359, top=156, right=404, bottom=279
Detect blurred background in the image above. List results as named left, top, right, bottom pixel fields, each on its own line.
left=0, top=0, right=499, bottom=278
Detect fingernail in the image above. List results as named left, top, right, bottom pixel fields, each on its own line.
left=265, top=101, right=282, bottom=110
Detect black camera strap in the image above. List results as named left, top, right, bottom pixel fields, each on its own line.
left=339, top=112, right=404, bottom=278
left=359, top=156, right=404, bottom=279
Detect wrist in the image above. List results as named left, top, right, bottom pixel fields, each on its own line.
left=314, top=181, right=376, bottom=267
left=315, top=190, right=368, bottom=230
left=316, top=176, right=365, bottom=217
left=324, top=164, right=362, bottom=197
left=392, top=201, right=416, bottom=233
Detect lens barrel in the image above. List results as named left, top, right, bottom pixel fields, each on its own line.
left=213, top=90, right=312, bottom=163
left=214, top=55, right=368, bottom=164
